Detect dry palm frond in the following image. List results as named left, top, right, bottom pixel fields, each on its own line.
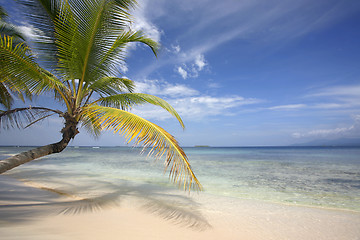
left=0, top=107, right=62, bottom=130
left=82, top=105, right=201, bottom=191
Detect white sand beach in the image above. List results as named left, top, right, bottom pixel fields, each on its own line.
left=1, top=175, right=360, bottom=240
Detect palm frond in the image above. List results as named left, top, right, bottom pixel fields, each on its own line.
left=0, top=35, right=70, bottom=110
left=0, top=76, right=33, bottom=109
left=0, top=107, right=62, bottom=130
left=52, top=0, right=82, bottom=85
left=88, top=77, right=135, bottom=96
left=24, top=113, right=55, bottom=129
left=53, top=1, right=154, bottom=94
left=0, top=22, right=26, bottom=41
left=94, top=93, right=184, bottom=128
left=0, top=6, right=7, bottom=20
left=74, top=0, right=113, bottom=101
left=79, top=111, right=103, bottom=138
left=95, top=30, right=158, bottom=79
left=82, top=105, right=201, bottom=191
left=0, top=82, right=13, bottom=109
left=96, top=0, right=137, bottom=40
left=0, top=35, right=66, bottom=92
left=17, top=0, right=61, bottom=69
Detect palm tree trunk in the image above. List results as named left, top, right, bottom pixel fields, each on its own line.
left=0, top=115, right=79, bottom=174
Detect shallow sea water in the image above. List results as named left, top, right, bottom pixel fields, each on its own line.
left=1, top=146, right=359, bottom=211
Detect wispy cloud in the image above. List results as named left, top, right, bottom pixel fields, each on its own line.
left=292, top=115, right=360, bottom=139
left=134, top=79, right=198, bottom=97
left=132, top=95, right=261, bottom=121
left=269, top=104, right=306, bottom=110
left=171, top=96, right=260, bottom=119
left=16, top=23, right=45, bottom=40
left=292, top=126, right=355, bottom=139
left=267, top=84, right=360, bottom=111
left=130, top=0, right=162, bottom=42
left=177, top=66, right=188, bottom=79
left=132, top=79, right=261, bottom=120
left=171, top=44, right=181, bottom=53
left=307, top=84, right=360, bottom=109
left=174, top=51, right=208, bottom=79
left=194, top=54, right=206, bottom=71
left=311, top=103, right=343, bottom=109
left=309, top=84, right=360, bottom=97
left=132, top=0, right=359, bottom=79
left=118, top=62, right=129, bottom=74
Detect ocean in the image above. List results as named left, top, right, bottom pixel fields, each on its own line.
left=1, top=146, right=359, bottom=212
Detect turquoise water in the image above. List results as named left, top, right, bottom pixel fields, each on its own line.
left=1, top=146, right=360, bottom=211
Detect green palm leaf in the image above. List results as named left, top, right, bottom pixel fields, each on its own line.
left=82, top=105, right=201, bottom=191
left=0, top=35, right=71, bottom=111
left=94, top=93, right=184, bottom=128
left=88, top=77, right=135, bottom=96
left=0, top=82, right=12, bottom=109
left=0, top=35, right=67, bottom=93
left=95, top=30, right=158, bottom=77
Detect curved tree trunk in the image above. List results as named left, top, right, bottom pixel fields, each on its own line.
left=0, top=115, right=79, bottom=174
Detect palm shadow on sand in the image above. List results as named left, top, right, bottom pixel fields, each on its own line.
left=0, top=172, right=211, bottom=231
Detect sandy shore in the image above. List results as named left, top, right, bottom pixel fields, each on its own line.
left=1, top=175, right=360, bottom=240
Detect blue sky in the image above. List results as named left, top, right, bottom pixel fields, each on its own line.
left=1, top=0, right=360, bottom=146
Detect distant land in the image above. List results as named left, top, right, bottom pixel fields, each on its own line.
left=293, top=138, right=360, bottom=147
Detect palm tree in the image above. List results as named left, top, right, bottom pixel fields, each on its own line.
left=0, top=0, right=201, bottom=191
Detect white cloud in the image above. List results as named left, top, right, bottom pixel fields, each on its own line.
left=292, top=114, right=360, bottom=139
left=269, top=104, right=306, bottom=110
left=171, top=44, right=181, bottom=53
left=292, top=126, right=355, bottom=139
left=134, top=79, right=198, bottom=97
left=194, top=54, right=207, bottom=71
left=17, top=24, right=45, bottom=40
left=354, top=114, right=360, bottom=122
left=177, top=66, right=188, bottom=79
left=175, top=53, right=208, bottom=79
left=119, top=62, right=129, bottom=74
left=293, top=126, right=355, bottom=138
left=130, top=1, right=162, bottom=43
left=309, top=84, right=360, bottom=98
left=163, top=85, right=197, bottom=96
left=305, top=84, right=360, bottom=109
left=267, top=84, right=360, bottom=112
left=132, top=79, right=261, bottom=121
left=132, top=95, right=261, bottom=121
left=285, top=86, right=360, bottom=140
left=312, top=103, right=343, bottom=109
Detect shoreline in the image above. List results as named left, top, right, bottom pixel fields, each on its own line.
left=1, top=175, right=360, bottom=240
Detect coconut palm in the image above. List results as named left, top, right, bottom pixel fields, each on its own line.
left=0, top=0, right=201, bottom=191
